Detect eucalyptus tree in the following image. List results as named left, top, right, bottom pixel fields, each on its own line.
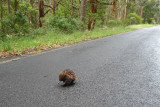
left=143, top=0, right=159, bottom=23
left=7, top=0, right=10, bottom=14
left=0, top=0, right=3, bottom=32
left=137, top=0, right=149, bottom=18
left=80, top=0, right=87, bottom=23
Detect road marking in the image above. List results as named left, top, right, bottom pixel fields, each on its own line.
left=0, top=58, right=21, bottom=64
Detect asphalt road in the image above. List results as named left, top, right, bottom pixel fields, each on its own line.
left=1, top=26, right=160, bottom=107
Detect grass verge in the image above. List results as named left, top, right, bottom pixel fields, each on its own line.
left=0, top=24, right=156, bottom=58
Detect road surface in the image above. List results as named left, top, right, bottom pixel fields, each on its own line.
left=1, top=26, right=160, bottom=107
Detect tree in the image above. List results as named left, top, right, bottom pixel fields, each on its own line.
left=29, top=0, right=33, bottom=7
left=143, top=0, right=158, bottom=23
left=0, top=0, right=2, bottom=20
left=29, top=0, right=34, bottom=24
left=80, top=0, right=87, bottom=23
left=71, top=0, right=74, bottom=16
left=124, top=0, right=129, bottom=19
left=39, top=0, right=44, bottom=27
left=138, top=0, right=148, bottom=18
left=0, top=0, right=3, bottom=32
left=15, top=0, right=18, bottom=15
left=88, top=0, right=98, bottom=30
left=7, top=0, right=10, bottom=14
left=51, top=0, right=55, bottom=14
left=110, top=0, right=117, bottom=20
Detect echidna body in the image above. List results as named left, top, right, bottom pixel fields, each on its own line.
left=59, top=69, right=77, bottom=86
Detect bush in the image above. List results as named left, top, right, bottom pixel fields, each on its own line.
left=1, top=15, right=16, bottom=34
left=107, top=20, right=123, bottom=27
left=147, top=18, right=154, bottom=24
left=19, top=1, right=39, bottom=28
left=1, top=11, right=30, bottom=37
left=0, top=1, right=38, bottom=37
left=0, top=37, right=12, bottom=51
left=48, top=16, right=78, bottom=33
left=117, top=20, right=123, bottom=25
left=125, top=13, right=142, bottom=25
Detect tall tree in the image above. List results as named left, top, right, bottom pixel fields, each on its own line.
left=51, top=0, right=55, bottom=14
left=0, top=0, right=3, bottom=32
left=110, top=0, right=116, bottom=20
left=71, top=0, right=74, bottom=16
left=15, top=0, right=18, bottom=15
left=29, top=0, right=34, bottom=24
left=124, top=0, right=129, bottom=20
left=0, top=0, right=2, bottom=20
left=39, top=0, right=44, bottom=27
left=88, top=0, right=97, bottom=30
left=29, top=0, right=33, bottom=7
left=80, top=0, right=87, bottom=23
left=138, top=0, right=148, bottom=18
left=7, top=0, right=10, bottom=14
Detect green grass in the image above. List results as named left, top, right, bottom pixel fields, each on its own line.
left=0, top=24, right=156, bottom=57
left=127, top=24, right=156, bottom=29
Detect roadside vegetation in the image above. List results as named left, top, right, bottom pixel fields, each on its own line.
left=0, top=0, right=159, bottom=58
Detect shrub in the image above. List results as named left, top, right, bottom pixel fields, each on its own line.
left=107, top=20, right=123, bottom=27
left=1, top=11, right=29, bottom=36
left=19, top=1, right=39, bottom=28
left=0, top=1, right=38, bottom=37
left=116, top=20, right=123, bottom=25
left=48, top=16, right=78, bottom=33
left=147, top=18, right=154, bottom=24
left=0, top=37, right=12, bottom=51
left=15, top=11, right=29, bottom=34
left=1, top=19, right=14, bottom=34
left=125, top=13, right=142, bottom=25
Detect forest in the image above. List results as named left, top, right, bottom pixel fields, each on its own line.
left=0, top=0, right=160, bottom=57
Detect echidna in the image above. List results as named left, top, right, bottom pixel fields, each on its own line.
left=59, top=69, right=77, bottom=86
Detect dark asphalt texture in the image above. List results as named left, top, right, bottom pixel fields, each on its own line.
left=1, top=26, right=160, bottom=107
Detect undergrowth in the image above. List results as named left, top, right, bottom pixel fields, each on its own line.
left=0, top=24, right=155, bottom=57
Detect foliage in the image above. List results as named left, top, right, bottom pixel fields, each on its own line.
left=48, top=16, right=78, bottom=33
left=107, top=20, right=122, bottom=27
left=147, top=18, right=154, bottom=24
left=125, top=13, right=142, bottom=25
left=0, top=37, right=12, bottom=51
left=0, top=25, right=155, bottom=57
left=18, top=1, right=39, bottom=27
left=1, top=15, right=15, bottom=34
left=1, top=11, right=29, bottom=36
left=143, top=0, right=159, bottom=24
left=0, top=0, right=160, bottom=56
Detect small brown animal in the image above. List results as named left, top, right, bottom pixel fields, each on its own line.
left=59, top=69, right=77, bottom=86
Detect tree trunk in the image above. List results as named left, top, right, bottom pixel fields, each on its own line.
left=29, top=0, right=34, bottom=24
left=104, top=5, right=112, bottom=23
left=51, top=0, right=55, bottom=14
left=140, top=6, right=144, bottom=18
left=80, top=0, right=87, bottom=23
left=0, top=0, right=3, bottom=32
left=124, top=0, right=129, bottom=20
left=117, top=7, right=120, bottom=20
left=39, top=0, right=44, bottom=27
left=110, top=0, right=116, bottom=20
left=0, top=0, right=2, bottom=20
left=88, top=0, right=97, bottom=30
left=29, top=0, right=33, bottom=7
left=15, top=0, right=18, bottom=15
left=7, top=0, right=10, bottom=14
left=119, top=6, right=122, bottom=20
left=117, top=0, right=122, bottom=20
left=71, top=0, right=74, bottom=16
